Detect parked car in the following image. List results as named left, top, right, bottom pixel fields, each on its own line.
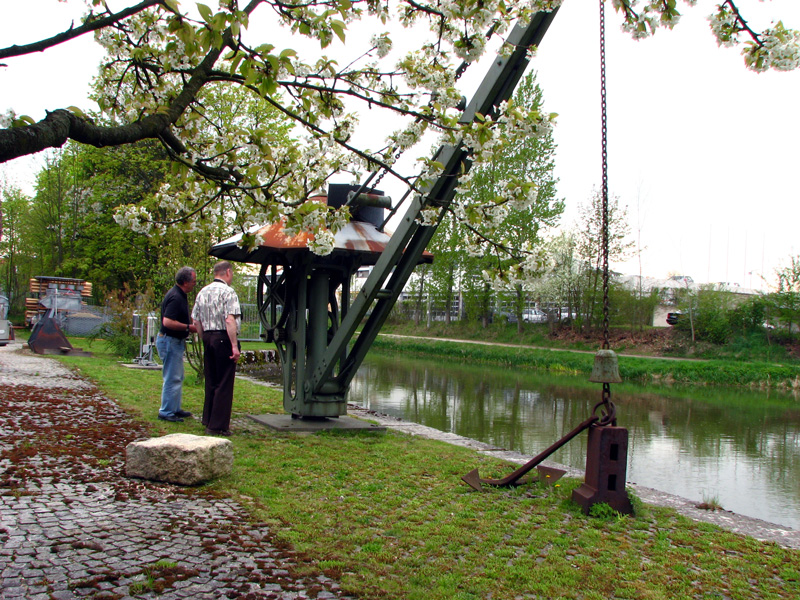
left=522, top=308, right=548, bottom=323
left=666, top=312, right=682, bottom=325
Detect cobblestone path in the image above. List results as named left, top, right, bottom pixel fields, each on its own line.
left=0, top=346, right=355, bottom=600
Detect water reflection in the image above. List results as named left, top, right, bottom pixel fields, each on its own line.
left=349, top=352, right=800, bottom=530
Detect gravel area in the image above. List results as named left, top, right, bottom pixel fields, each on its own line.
left=0, top=342, right=355, bottom=600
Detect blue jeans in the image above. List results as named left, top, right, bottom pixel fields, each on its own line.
left=156, top=333, right=185, bottom=418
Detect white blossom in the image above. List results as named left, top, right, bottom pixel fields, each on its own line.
left=114, top=205, right=154, bottom=235
left=0, top=109, right=16, bottom=128
left=371, top=34, right=393, bottom=59
left=753, top=26, right=800, bottom=72
left=309, top=229, right=336, bottom=255
left=417, top=208, right=440, bottom=226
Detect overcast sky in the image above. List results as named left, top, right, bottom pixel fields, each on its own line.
left=533, top=0, right=800, bottom=291
left=2, top=0, right=798, bottom=290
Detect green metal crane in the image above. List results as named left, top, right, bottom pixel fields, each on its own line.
left=210, top=8, right=560, bottom=418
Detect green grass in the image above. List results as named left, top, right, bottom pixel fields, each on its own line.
left=48, top=339, right=800, bottom=600
left=61, top=340, right=282, bottom=425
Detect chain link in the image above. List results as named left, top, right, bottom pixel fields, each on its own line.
left=598, top=0, right=615, bottom=426
left=371, top=146, right=403, bottom=188
left=600, top=0, right=610, bottom=352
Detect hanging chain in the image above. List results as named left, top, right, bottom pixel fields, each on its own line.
left=600, top=0, right=610, bottom=352
left=599, top=0, right=614, bottom=414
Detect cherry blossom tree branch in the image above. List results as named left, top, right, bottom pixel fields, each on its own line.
left=0, top=35, right=229, bottom=162
left=0, top=0, right=164, bottom=61
left=723, top=0, right=761, bottom=44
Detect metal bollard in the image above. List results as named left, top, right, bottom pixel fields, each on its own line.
left=572, top=425, right=633, bottom=515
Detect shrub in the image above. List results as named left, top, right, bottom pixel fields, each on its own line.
left=90, top=283, right=156, bottom=359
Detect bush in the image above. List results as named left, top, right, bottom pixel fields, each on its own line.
left=90, top=283, right=156, bottom=359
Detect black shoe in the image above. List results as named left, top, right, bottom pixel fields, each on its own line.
left=158, top=414, right=184, bottom=422
left=205, top=428, right=231, bottom=436
left=175, top=410, right=193, bottom=418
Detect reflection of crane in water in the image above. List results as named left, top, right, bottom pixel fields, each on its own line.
left=210, top=10, right=559, bottom=419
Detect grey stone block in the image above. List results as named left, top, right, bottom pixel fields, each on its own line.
left=125, top=434, right=233, bottom=486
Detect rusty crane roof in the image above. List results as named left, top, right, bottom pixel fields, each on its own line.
left=209, top=218, right=433, bottom=266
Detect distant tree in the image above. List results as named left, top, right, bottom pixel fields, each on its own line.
left=682, top=287, right=735, bottom=345
left=19, top=142, right=171, bottom=293
left=608, top=281, right=659, bottom=331
left=575, top=189, right=634, bottom=329
left=442, top=71, right=563, bottom=328
left=426, top=216, right=462, bottom=325
left=771, top=256, right=800, bottom=339
left=728, top=294, right=768, bottom=336
left=0, top=184, right=34, bottom=314
left=27, top=151, right=77, bottom=275
left=535, top=231, right=587, bottom=328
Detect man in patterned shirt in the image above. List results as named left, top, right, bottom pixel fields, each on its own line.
left=192, top=261, right=241, bottom=436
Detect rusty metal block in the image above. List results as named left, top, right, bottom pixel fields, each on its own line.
left=572, top=426, right=633, bottom=515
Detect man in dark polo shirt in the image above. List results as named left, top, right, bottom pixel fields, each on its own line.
left=155, top=266, right=197, bottom=422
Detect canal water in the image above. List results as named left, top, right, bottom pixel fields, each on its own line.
left=348, top=352, right=800, bottom=530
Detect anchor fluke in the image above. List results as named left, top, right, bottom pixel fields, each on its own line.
left=461, top=465, right=567, bottom=492
left=461, top=469, right=484, bottom=492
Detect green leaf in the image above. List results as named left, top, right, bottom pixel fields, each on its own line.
left=330, top=20, right=346, bottom=43
left=66, top=106, right=88, bottom=119
left=243, top=62, right=259, bottom=86
left=197, top=28, right=210, bottom=52
left=280, top=48, right=297, bottom=59
left=197, top=3, right=213, bottom=23
left=229, top=53, right=244, bottom=76
left=254, top=43, right=275, bottom=55
left=212, top=13, right=227, bottom=32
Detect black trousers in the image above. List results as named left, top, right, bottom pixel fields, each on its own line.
left=202, top=331, right=236, bottom=431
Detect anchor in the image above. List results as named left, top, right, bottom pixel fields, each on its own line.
left=461, top=401, right=614, bottom=492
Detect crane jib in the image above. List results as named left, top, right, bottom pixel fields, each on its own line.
left=309, top=9, right=560, bottom=395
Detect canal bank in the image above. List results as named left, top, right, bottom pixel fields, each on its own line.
left=373, top=332, right=800, bottom=389
left=342, top=401, right=800, bottom=551
left=349, top=345, right=800, bottom=531
left=239, top=368, right=800, bottom=549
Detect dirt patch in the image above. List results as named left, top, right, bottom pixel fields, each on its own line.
left=547, top=326, right=683, bottom=357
